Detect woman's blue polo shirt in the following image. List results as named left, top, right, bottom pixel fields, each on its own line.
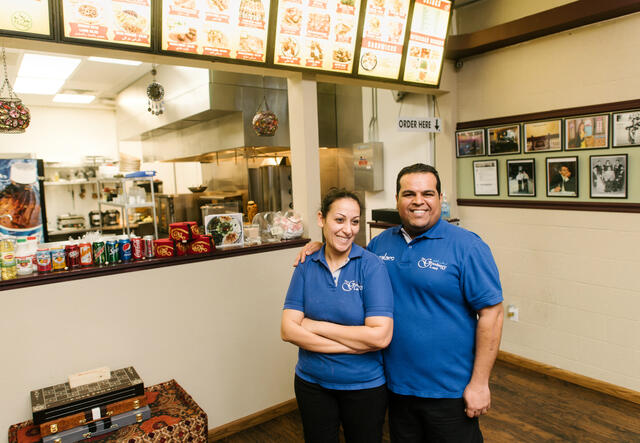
left=367, top=218, right=503, bottom=398
left=284, top=244, right=394, bottom=390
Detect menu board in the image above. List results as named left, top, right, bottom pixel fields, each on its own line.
left=0, top=0, right=51, bottom=36
left=357, top=0, right=410, bottom=79
left=273, top=0, right=362, bottom=74
left=62, top=0, right=152, bottom=47
left=161, top=0, right=270, bottom=63
left=403, top=0, right=451, bottom=85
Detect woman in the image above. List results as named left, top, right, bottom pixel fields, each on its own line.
left=281, top=189, right=394, bottom=443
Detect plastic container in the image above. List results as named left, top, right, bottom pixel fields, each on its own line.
left=15, top=238, right=33, bottom=275
left=0, top=235, right=17, bottom=280
left=441, top=192, right=450, bottom=220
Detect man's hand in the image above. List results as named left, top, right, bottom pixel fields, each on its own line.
left=293, top=241, right=323, bottom=266
left=462, top=381, right=491, bottom=418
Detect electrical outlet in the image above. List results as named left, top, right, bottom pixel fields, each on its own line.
left=507, top=305, right=519, bottom=322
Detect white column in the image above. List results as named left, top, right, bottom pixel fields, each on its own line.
left=287, top=76, right=322, bottom=241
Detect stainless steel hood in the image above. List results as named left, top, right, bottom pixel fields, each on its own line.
left=116, top=69, right=341, bottom=152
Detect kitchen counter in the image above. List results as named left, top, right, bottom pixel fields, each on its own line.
left=0, top=238, right=308, bottom=291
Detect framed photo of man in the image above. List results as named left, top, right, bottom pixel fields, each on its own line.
left=612, top=110, right=640, bottom=148
left=565, top=115, right=609, bottom=150
left=546, top=157, right=578, bottom=197
left=590, top=154, right=627, bottom=198
left=524, top=120, right=562, bottom=153
left=507, top=159, right=535, bottom=197
left=488, top=124, right=520, bottom=155
left=456, top=129, right=485, bottom=157
left=473, top=159, right=499, bottom=196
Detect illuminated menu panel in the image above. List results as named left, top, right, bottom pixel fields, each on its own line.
left=0, top=0, right=51, bottom=36
left=162, top=0, right=270, bottom=63
left=403, top=0, right=451, bottom=85
left=62, top=0, right=151, bottom=47
left=357, top=0, right=410, bottom=79
left=273, top=0, right=362, bottom=74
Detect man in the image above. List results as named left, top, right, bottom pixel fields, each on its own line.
left=297, top=164, right=504, bottom=442
left=550, top=164, right=576, bottom=194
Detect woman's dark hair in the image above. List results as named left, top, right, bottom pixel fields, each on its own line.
left=396, top=163, right=441, bottom=195
left=320, top=188, right=361, bottom=217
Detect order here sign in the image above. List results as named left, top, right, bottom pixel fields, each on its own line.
left=397, top=117, right=442, bottom=132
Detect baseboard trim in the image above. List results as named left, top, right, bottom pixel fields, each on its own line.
left=208, top=398, right=298, bottom=441
left=498, top=350, right=639, bottom=404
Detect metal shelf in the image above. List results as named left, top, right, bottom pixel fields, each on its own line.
left=97, top=177, right=158, bottom=239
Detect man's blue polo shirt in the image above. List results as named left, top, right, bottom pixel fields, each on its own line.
left=284, top=244, right=394, bottom=390
left=367, top=218, right=503, bottom=398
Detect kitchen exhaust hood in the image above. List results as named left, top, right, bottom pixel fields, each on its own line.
left=116, top=68, right=340, bottom=153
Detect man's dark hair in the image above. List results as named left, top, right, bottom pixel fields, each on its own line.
left=396, top=163, right=441, bottom=195
left=320, top=188, right=361, bottom=217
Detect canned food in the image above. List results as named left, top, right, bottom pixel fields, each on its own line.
left=79, top=242, right=93, bottom=266
left=51, top=246, right=66, bottom=271
left=143, top=235, right=154, bottom=258
left=65, top=243, right=80, bottom=269
left=36, top=248, right=52, bottom=273
left=106, top=239, right=119, bottom=264
left=118, top=237, right=132, bottom=262
left=131, top=237, right=144, bottom=260
left=93, top=241, right=107, bottom=266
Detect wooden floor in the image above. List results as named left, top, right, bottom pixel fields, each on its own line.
left=214, top=360, right=640, bottom=442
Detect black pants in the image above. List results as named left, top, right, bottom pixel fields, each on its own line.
left=389, top=393, right=483, bottom=443
left=294, top=375, right=388, bottom=443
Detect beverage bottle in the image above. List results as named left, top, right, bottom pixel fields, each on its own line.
left=0, top=235, right=17, bottom=280
left=440, top=192, right=451, bottom=220
left=15, top=238, right=33, bottom=275
left=27, top=235, right=38, bottom=272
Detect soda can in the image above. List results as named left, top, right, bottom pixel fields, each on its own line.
left=36, top=248, right=52, bottom=273
left=65, top=243, right=80, bottom=269
left=51, top=246, right=66, bottom=271
left=79, top=242, right=93, bottom=266
left=131, top=237, right=144, bottom=260
left=106, top=239, right=119, bottom=264
left=143, top=235, right=155, bottom=258
left=93, top=241, right=107, bottom=266
left=118, top=237, right=132, bottom=262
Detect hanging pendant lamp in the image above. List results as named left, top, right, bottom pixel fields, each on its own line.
left=146, top=65, right=164, bottom=116
left=0, top=47, right=30, bottom=133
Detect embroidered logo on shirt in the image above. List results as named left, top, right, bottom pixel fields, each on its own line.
left=342, top=280, right=364, bottom=291
left=379, top=253, right=395, bottom=261
left=418, top=257, right=447, bottom=271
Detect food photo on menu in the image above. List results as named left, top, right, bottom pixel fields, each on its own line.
left=63, top=0, right=151, bottom=45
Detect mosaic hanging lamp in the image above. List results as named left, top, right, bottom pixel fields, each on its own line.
left=146, top=65, right=164, bottom=116
left=252, top=95, right=278, bottom=136
left=0, top=47, right=30, bottom=133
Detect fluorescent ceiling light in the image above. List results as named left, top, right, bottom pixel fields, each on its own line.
left=53, top=94, right=96, bottom=104
left=14, top=77, right=65, bottom=95
left=88, top=56, right=142, bottom=66
left=18, top=54, right=81, bottom=79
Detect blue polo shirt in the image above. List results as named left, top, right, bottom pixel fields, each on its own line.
left=284, top=244, right=394, bottom=390
left=367, top=219, right=503, bottom=398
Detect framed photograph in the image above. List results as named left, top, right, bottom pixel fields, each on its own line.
left=507, top=159, right=535, bottom=197
left=488, top=124, right=520, bottom=155
left=546, top=157, right=578, bottom=197
left=612, top=110, right=640, bottom=147
left=565, top=115, right=609, bottom=150
left=473, top=159, right=499, bottom=196
left=204, top=213, right=244, bottom=248
left=590, top=154, right=627, bottom=198
left=456, top=129, right=485, bottom=157
left=524, top=120, right=562, bottom=153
